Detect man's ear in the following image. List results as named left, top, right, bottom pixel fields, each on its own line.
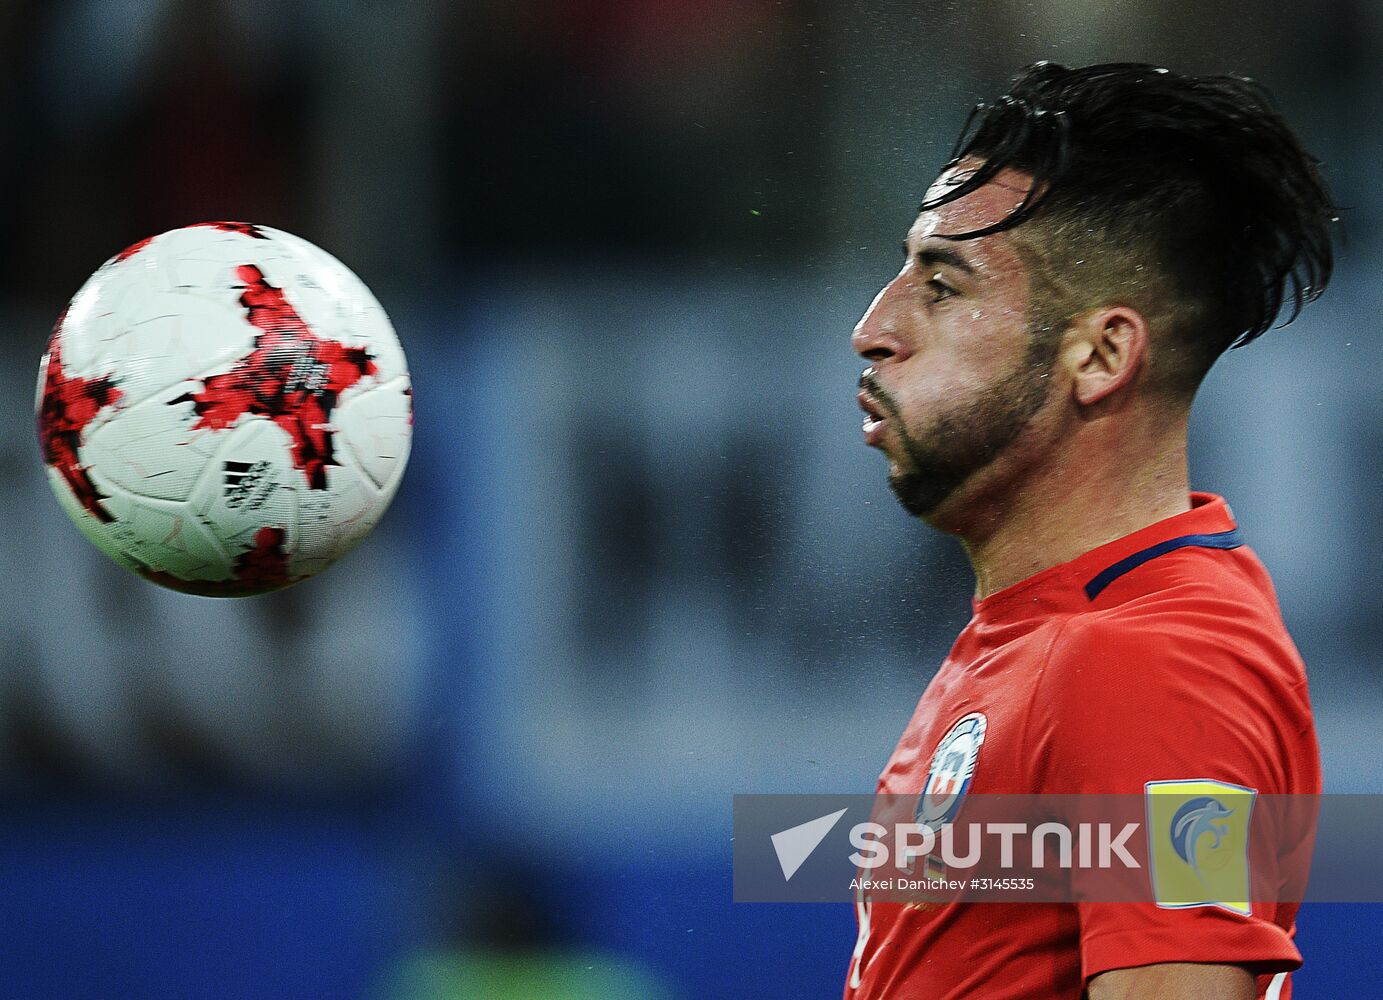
left=1062, top=306, right=1149, bottom=406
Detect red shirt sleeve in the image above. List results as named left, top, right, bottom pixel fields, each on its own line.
left=1027, top=606, right=1319, bottom=984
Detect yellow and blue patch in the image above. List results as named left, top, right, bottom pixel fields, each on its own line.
left=1145, top=778, right=1257, bottom=916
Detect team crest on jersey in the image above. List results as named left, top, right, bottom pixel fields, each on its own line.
left=911, top=712, right=986, bottom=879
left=916, top=712, right=987, bottom=829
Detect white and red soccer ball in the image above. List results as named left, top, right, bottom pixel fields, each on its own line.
left=35, top=222, right=413, bottom=596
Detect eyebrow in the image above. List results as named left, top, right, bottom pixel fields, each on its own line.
left=902, top=242, right=976, bottom=277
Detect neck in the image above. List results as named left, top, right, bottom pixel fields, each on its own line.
left=957, top=419, right=1192, bottom=601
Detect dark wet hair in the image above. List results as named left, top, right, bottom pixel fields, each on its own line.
left=924, top=62, right=1337, bottom=383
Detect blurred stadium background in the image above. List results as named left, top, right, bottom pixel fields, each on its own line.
left=1, top=0, right=1380, bottom=996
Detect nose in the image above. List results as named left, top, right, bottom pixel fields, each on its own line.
left=851, top=277, right=910, bottom=364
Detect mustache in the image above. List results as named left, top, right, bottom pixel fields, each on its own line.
left=858, top=370, right=904, bottom=422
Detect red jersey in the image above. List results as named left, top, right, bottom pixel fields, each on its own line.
left=846, top=494, right=1321, bottom=999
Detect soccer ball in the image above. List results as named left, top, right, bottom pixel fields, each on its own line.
left=35, top=222, right=413, bottom=597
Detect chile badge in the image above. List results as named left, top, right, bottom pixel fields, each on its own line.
left=915, top=713, right=987, bottom=879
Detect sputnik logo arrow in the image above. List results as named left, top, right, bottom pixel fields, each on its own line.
left=771, top=808, right=849, bottom=881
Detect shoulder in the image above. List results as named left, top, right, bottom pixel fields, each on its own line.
left=1050, top=547, right=1307, bottom=700
left=1028, top=580, right=1317, bottom=793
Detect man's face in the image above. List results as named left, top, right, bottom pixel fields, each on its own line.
left=852, top=161, right=1062, bottom=522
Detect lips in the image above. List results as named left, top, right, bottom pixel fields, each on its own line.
left=857, top=390, right=887, bottom=445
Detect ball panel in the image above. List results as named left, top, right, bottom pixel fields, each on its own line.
left=83, top=381, right=225, bottom=503
left=36, top=326, right=126, bottom=521
left=191, top=418, right=301, bottom=554
left=43, top=463, right=131, bottom=569
left=257, top=226, right=409, bottom=380
left=331, top=375, right=414, bottom=493
left=343, top=304, right=408, bottom=386
left=296, top=456, right=379, bottom=568
left=53, top=264, right=141, bottom=373
left=84, top=294, right=258, bottom=406
left=133, top=524, right=301, bottom=597
left=97, top=486, right=231, bottom=581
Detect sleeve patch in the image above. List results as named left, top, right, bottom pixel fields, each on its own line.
left=1145, top=778, right=1257, bottom=916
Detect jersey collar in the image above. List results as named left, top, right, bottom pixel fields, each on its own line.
left=972, top=492, right=1240, bottom=622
